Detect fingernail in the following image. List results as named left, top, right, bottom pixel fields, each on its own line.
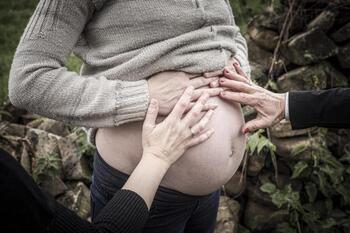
left=243, top=128, right=250, bottom=134
left=220, top=91, right=225, bottom=96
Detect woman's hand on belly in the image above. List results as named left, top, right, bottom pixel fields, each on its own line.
left=142, top=87, right=217, bottom=166
left=148, top=71, right=223, bottom=115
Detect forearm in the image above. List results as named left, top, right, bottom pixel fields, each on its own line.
left=122, top=153, right=170, bottom=209
left=53, top=190, right=149, bottom=233
left=289, top=88, right=350, bottom=129
left=9, top=0, right=149, bottom=128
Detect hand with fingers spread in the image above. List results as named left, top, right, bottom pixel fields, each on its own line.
left=142, top=86, right=216, bottom=166
left=204, top=57, right=251, bottom=88
left=218, top=68, right=286, bottom=134
left=148, top=71, right=223, bottom=115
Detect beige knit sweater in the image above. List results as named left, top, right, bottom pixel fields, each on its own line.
left=9, top=0, right=250, bottom=146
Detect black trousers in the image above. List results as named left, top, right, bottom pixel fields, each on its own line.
left=91, top=149, right=220, bottom=233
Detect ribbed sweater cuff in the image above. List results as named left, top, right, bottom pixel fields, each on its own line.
left=50, top=190, right=149, bottom=233
left=114, top=79, right=150, bottom=126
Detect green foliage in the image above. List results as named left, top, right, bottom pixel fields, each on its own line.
left=247, top=129, right=279, bottom=182
left=0, top=0, right=81, bottom=106
left=259, top=130, right=350, bottom=233
left=32, top=152, right=61, bottom=184
left=72, top=127, right=95, bottom=157
left=230, top=0, right=283, bottom=33
left=261, top=183, right=301, bottom=209
left=0, top=0, right=37, bottom=105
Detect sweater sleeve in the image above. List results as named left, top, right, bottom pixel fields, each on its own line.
left=52, top=190, right=149, bottom=233
left=226, top=2, right=251, bottom=78
left=8, top=0, right=150, bottom=128
left=233, top=30, right=251, bottom=78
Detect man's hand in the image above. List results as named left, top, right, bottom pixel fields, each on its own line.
left=218, top=68, right=286, bottom=134
left=148, top=71, right=222, bottom=115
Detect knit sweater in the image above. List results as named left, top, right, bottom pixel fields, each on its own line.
left=9, top=0, right=250, bottom=146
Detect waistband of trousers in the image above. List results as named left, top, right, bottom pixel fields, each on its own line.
left=93, top=148, right=215, bottom=201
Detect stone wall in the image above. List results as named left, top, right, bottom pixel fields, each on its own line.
left=0, top=0, right=349, bottom=231
left=217, top=1, right=350, bottom=232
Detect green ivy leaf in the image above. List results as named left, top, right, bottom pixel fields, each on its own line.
left=260, top=182, right=277, bottom=194
left=291, top=161, right=309, bottom=179
left=305, top=182, right=318, bottom=203
left=257, top=137, right=269, bottom=154
left=247, top=132, right=260, bottom=154
left=290, top=144, right=307, bottom=158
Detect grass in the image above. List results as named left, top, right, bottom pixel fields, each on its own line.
left=0, top=0, right=82, bottom=106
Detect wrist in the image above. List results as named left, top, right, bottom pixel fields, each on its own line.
left=141, top=149, right=171, bottom=172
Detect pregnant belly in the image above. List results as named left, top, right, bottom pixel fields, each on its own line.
left=95, top=97, right=246, bottom=195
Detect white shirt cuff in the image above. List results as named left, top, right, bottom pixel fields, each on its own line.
left=285, top=92, right=290, bottom=121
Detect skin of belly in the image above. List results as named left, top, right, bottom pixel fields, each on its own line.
left=95, top=97, right=246, bottom=196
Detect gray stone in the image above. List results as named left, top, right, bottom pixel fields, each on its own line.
left=20, top=143, right=32, bottom=174
left=307, top=10, right=337, bottom=32
left=248, top=26, right=279, bottom=51
left=27, top=118, right=70, bottom=137
left=247, top=154, right=265, bottom=177
left=25, top=128, right=61, bottom=158
left=243, top=199, right=277, bottom=231
left=251, top=11, right=282, bottom=32
left=0, top=121, right=27, bottom=137
left=250, top=62, right=268, bottom=86
left=25, top=128, right=64, bottom=180
left=246, top=180, right=276, bottom=207
left=281, top=29, right=338, bottom=65
left=224, top=170, right=246, bottom=198
left=277, top=62, right=347, bottom=92
left=247, top=38, right=274, bottom=70
left=337, top=42, right=350, bottom=69
left=58, top=132, right=92, bottom=183
left=243, top=105, right=257, bottom=123
left=331, top=21, right=350, bottom=43
left=271, top=136, right=322, bottom=161
left=215, top=196, right=240, bottom=233
left=40, top=176, right=68, bottom=197
left=0, top=135, right=23, bottom=160
left=57, top=182, right=91, bottom=219
left=270, top=119, right=317, bottom=138
left=21, top=113, right=42, bottom=125
left=26, top=118, right=44, bottom=128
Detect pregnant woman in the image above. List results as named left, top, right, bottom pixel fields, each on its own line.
left=9, top=0, right=250, bottom=232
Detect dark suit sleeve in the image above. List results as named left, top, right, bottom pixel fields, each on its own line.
left=289, top=88, right=350, bottom=130
left=0, top=148, right=149, bottom=233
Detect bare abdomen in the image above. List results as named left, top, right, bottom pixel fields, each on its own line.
left=95, top=97, right=246, bottom=195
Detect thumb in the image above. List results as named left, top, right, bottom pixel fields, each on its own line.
left=242, top=119, right=266, bottom=134
left=143, top=99, right=159, bottom=132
